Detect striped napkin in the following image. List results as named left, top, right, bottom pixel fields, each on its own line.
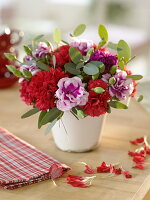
left=0, top=127, right=70, bottom=190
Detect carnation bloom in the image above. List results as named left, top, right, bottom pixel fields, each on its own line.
left=56, top=77, right=89, bottom=111
left=20, top=68, right=67, bottom=110
left=24, top=55, right=33, bottom=61
left=90, top=49, right=118, bottom=73
left=33, top=42, right=51, bottom=59
left=52, top=45, right=70, bottom=68
left=70, top=39, right=96, bottom=55
left=102, top=70, right=134, bottom=100
left=80, top=80, right=111, bottom=117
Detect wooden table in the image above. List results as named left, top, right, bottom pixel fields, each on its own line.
left=0, top=84, right=150, bottom=200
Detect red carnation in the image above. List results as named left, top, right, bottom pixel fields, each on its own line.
left=51, top=45, right=70, bottom=68
left=20, top=68, right=67, bottom=111
left=80, top=80, right=111, bottom=117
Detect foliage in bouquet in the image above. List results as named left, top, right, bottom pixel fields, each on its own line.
left=5, top=24, right=143, bottom=131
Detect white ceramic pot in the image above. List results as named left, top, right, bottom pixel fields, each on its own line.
left=52, top=112, right=106, bottom=152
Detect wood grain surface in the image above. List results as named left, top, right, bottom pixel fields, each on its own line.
left=0, top=84, right=150, bottom=200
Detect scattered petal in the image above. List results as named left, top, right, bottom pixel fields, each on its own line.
left=97, top=162, right=110, bottom=173
left=84, top=165, right=95, bottom=174
left=132, top=164, right=144, bottom=170
left=133, top=156, right=145, bottom=164
left=130, top=137, right=144, bottom=145
left=123, top=171, right=132, bottom=178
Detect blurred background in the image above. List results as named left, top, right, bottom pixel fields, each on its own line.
left=0, top=0, right=150, bottom=111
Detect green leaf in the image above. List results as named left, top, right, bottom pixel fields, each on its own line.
left=90, top=61, right=105, bottom=73
left=37, top=61, right=50, bottom=71
left=91, top=87, right=105, bottom=93
left=117, top=40, right=131, bottom=63
left=23, top=69, right=32, bottom=78
left=53, top=28, right=61, bottom=43
left=4, top=53, right=17, bottom=62
left=70, top=109, right=79, bottom=120
left=38, top=111, right=47, bottom=129
left=76, top=110, right=86, bottom=119
left=23, top=45, right=32, bottom=56
left=109, top=77, right=116, bottom=84
left=109, top=101, right=128, bottom=109
left=98, top=24, right=108, bottom=46
left=76, top=62, right=84, bottom=69
left=6, top=65, right=23, bottom=77
left=118, top=60, right=125, bottom=70
left=72, top=24, right=86, bottom=37
left=33, top=34, right=44, bottom=41
left=108, top=42, right=118, bottom=50
left=107, top=105, right=111, bottom=113
left=64, top=62, right=81, bottom=75
left=44, top=119, right=57, bottom=135
left=126, top=75, right=143, bottom=80
left=40, top=108, right=63, bottom=127
left=77, top=75, right=83, bottom=80
left=21, top=107, right=40, bottom=119
left=69, top=47, right=83, bottom=64
left=137, top=95, right=143, bottom=102
left=109, top=65, right=117, bottom=74
left=83, top=62, right=99, bottom=75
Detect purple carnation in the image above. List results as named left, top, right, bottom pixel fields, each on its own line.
left=24, top=55, right=33, bottom=61
left=70, top=39, right=95, bottom=55
left=19, top=63, right=40, bottom=83
left=90, top=50, right=118, bottom=73
left=102, top=70, right=134, bottom=100
left=33, top=42, right=51, bottom=59
left=56, top=77, right=89, bottom=111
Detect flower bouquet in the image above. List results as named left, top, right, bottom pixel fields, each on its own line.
left=5, top=24, right=143, bottom=152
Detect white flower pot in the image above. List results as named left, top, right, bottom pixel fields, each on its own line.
left=52, top=112, right=106, bottom=152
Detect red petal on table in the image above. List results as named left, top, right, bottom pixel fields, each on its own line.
left=130, top=137, right=144, bottom=145
left=146, top=148, right=150, bottom=155
left=67, top=174, right=83, bottom=181
left=97, top=162, right=110, bottom=173
left=84, top=165, right=95, bottom=174
left=114, top=168, right=122, bottom=175
left=49, top=164, right=64, bottom=179
left=123, top=171, right=132, bottom=178
left=133, top=156, right=145, bottom=164
left=132, top=164, right=144, bottom=170
left=67, top=181, right=88, bottom=188
left=128, top=151, right=145, bottom=157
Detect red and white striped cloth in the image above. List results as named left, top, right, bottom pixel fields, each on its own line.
left=0, top=127, right=70, bottom=190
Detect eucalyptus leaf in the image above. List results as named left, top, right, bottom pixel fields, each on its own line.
left=44, top=119, right=57, bottom=135
left=65, top=62, right=81, bottom=75
left=109, top=101, right=128, bottom=109
left=4, top=53, right=17, bottom=62
left=23, top=69, right=32, bottom=78
left=108, top=42, right=118, bottom=50
left=126, top=75, right=143, bottom=80
left=76, top=62, right=84, bottom=69
left=109, top=77, right=116, bottom=85
left=137, top=95, right=143, bottom=102
left=76, top=110, right=86, bottom=119
left=90, top=61, right=105, bottom=73
left=109, top=65, right=117, bottom=74
left=91, top=87, right=105, bottom=93
left=38, top=111, right=47, bottom=129
left=37, top=61, right=50, bottom=71
left=98, top=24, right=108, bottom=46
left=21, top=107, right=40, bottom=119
left=23, top=45, right=32, bottom=56
left=83, top=62, right=99, bottom=75
left=72, top=24, right=86, bottom=37
left=40, top=108, right=63, bottom=127
left=69, top=47, right=83, bottom=64
left=6, top=65, right=23, bottom=77
left=53, top=28, right=61, bottom=43
left=117, top=40, right=131, bottom=63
